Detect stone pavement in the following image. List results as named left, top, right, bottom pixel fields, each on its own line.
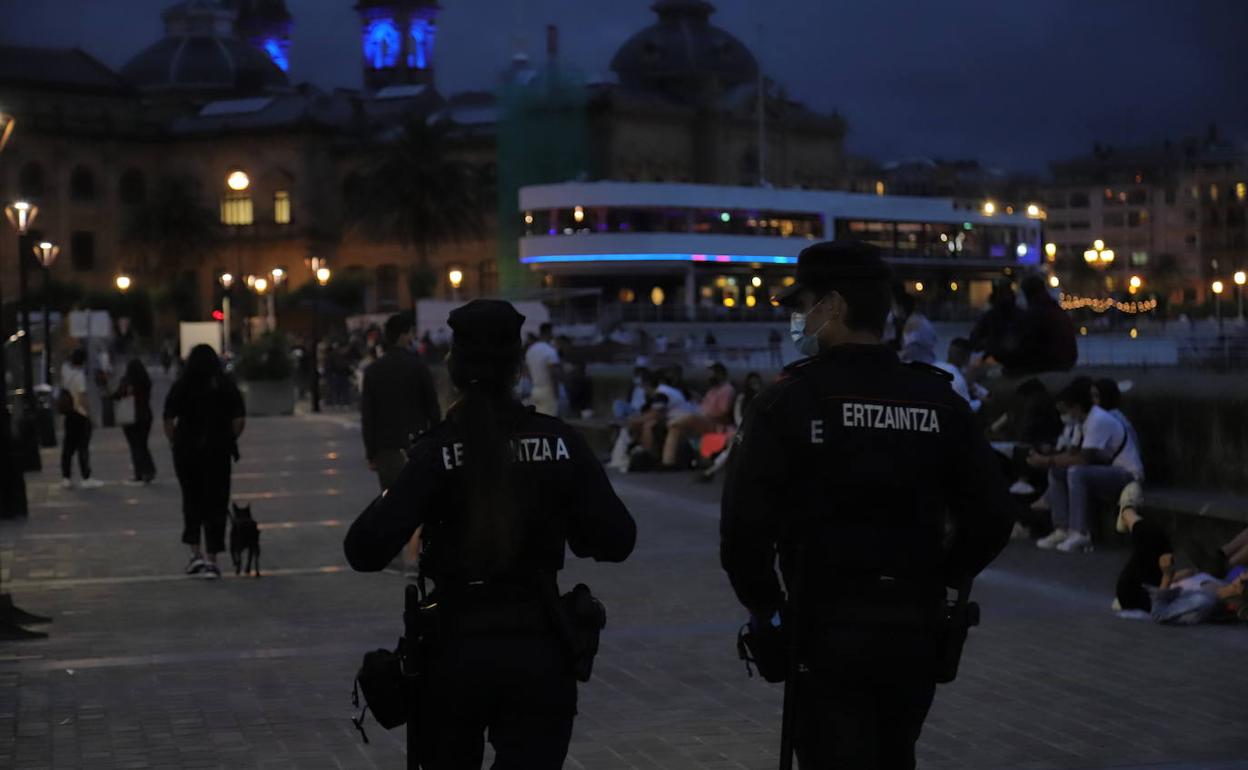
left=2, top=410, right=1248, bottom=770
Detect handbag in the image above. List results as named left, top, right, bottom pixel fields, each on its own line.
left=115, top=396, right=137, bottom=426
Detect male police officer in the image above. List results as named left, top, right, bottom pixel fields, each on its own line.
left=721, top=240, right=1013, bottom=769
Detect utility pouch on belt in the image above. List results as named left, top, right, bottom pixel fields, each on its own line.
left=934, top=580, right=980, bottom=684
left=543, top=581, right=607, bottom=682
left=737, top=620, right=787, bottom=683
left=351, top=586, right=440, bottom=743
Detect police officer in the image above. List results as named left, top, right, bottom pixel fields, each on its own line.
left=721, top=240, right=1013, bottom=769
left=344, top=299, right=636, bottom=769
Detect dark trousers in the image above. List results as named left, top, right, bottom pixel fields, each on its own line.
left=173, top=449, right=232, bottom=554
left=1116, top=518, right=1172, bottom=612
left=417, top=632, right=576, bottom=769
left=796, top=623, right=939, bottom=770
left=123, top=418, right=156, bottom=481
left=61, top=413, right=92, bottom=480
left=796, top=672, right=935, bottom=770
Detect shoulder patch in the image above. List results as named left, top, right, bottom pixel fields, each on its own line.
left=906, top=361, right=954, bottom=383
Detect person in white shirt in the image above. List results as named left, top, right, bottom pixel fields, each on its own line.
left=1028, top=379, right=1142, bottom=553
left=59, top=348, right=103, bottom=489
left=524, top=322, right=561, bottom=416
left=933, top=338, right=986, bottom=412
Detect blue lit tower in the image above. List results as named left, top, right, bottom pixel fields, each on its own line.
left=355, top=0, right=440, bottom=91
left=229, top=0, right=294, bottom=72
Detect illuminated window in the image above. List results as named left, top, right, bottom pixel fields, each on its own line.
left=1210, top=184, right=1219, bottom=201
left=874, top=180, right=885, bottom=196
left=364, top=18, right=401, bottom=69
left=274, top=190, right=291, bottom=224
left=221, top=191, right=254, bottom=226
left=408, top=19, right=435, bottom=69
left=1237, top=182, right=1247, bottom=201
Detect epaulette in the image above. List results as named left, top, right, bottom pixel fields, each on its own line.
left=906, top=360, right=954, bottom=383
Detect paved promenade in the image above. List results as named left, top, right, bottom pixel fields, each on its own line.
left=2, top=410, right=1247, bottom=769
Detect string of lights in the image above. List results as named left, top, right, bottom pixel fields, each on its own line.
left=1059, top=294, right=1160, bottom=314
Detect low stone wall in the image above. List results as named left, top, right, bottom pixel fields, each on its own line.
left=980, top=368, right=1248, bottom=495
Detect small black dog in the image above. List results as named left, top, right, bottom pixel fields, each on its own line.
left=229, top=503, right=262, bottom=577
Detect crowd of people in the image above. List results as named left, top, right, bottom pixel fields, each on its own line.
left=600, top=361, right=763, bottom=480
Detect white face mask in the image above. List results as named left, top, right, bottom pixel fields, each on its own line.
left=790, top=309, right=827, bottom=357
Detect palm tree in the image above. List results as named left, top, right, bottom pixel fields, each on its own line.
left=343, top=117, right=486, bottom=301
left=123, top=174, right=221, bottom=280
left=123, top=175, right=220, bottom=325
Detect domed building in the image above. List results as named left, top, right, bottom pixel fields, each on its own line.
left=610, top=0, right=757, bottom=99
left=583, top=0, right=846, bottom=189
left=120, top=0, right=291, bottom=98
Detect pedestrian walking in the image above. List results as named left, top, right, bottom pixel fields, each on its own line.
left=58, top=348, right=101, bottom=489
left=345, top=299, right=636, bottom=769
left=722, top=240, right=1013, bottom=769
left=525, top=322, right=561, bottom=417
left=163, top=345, right=246, bottom=580
left=361, top=313, right=442, bottom=491
left=112, top=358, right=156, bottom=484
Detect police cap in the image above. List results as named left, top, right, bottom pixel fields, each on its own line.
left=448, top=299, right=526, bottom=349
left=774, top=239, right=892, bottom=307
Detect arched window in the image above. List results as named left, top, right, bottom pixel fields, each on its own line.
left=70, top=165, right=97, bottom=201
left=119, top=168, right=146, bottom=205
left=18, top=162, right=45, bottom=198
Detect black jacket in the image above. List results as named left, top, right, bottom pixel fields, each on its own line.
left=360, top=348, right=442, bottom=460
left=344, top=405, right=636, bottom=583
left=720, top=344, right=1013, bottom=620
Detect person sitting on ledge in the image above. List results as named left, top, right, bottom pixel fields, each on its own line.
left=1028, top=378, right=1143, bottom=553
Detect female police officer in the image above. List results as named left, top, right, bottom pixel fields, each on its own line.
left=344, top=299, right=636, bottom=769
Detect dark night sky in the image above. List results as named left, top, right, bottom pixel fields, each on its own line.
left=4, top=0, right=1247, bottom=172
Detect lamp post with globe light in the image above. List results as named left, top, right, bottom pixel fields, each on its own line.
left=1235, top=271, right=1246, bottom=321
left=219, top=272, right=234, bottom=356
left=5, top=201, right=38, bottom=408
left=307, top=257, right=331, bottom=413
left=31, top=242, right=60, bottom=448
left=0, top=120, right=51, bottom=638
left=1212, top=280, right=1225, bottom=332
left=32, top=242, right=58, bottom=388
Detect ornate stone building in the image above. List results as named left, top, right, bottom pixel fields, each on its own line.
left=0, top=0, right=850, bottom=333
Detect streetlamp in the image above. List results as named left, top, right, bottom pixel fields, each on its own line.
left=253, top=276, right=272, bottom=333
left=115, top=274, right=132, bottom=293
left=448, top=267, right=464, bottom=300
left=309, top=260, right=331, bottom=413
left=4, top=201, right=38, bottom=407
left=1235, top=270, right=1246, bottom=320
left=0, top=115, right=49, bottom=640
left=32, top=241, right=58, bottom=389
left=1128, top=275, right=1143, bottom=295
left=1212, top=280, right=1225, bottom=330
left=219, top=272, right=234, bottom=356
left=1083, top=239, right=1115, bottom=269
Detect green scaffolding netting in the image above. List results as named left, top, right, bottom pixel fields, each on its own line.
left=495, top=61, right=591, bottom=294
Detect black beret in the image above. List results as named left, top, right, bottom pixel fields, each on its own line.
left=774, top=239, right=892, bottom=307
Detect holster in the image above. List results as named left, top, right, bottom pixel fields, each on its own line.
left=737, top=621, right=787, bottom=683
left=543, top=581, right=607, bottom=682
left=934, top=582, right=980, bottom=684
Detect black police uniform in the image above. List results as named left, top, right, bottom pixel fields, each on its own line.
left=344, top=302, right=637, bottom=770
left=721, top=337, right=1013, bottom=765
